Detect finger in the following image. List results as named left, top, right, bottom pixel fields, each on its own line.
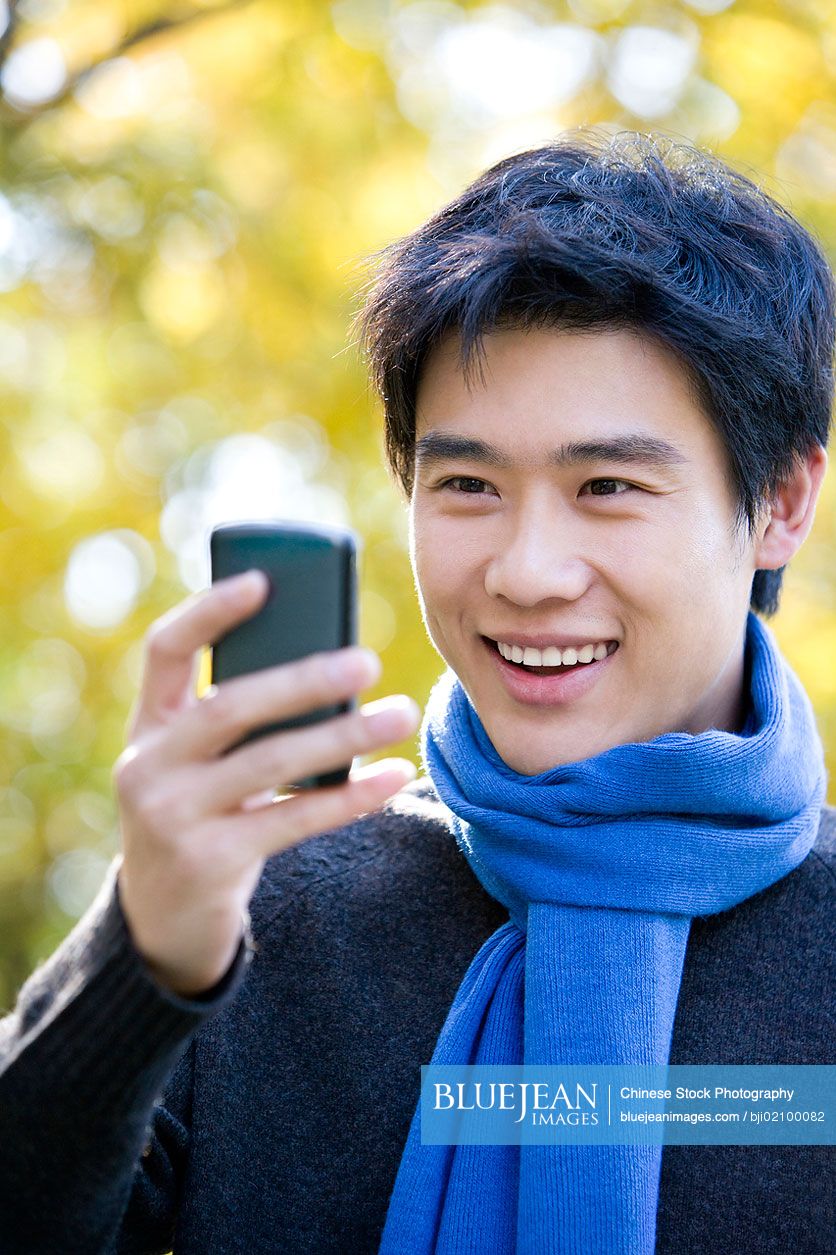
left=223, top=757, right=419, bottom=861
left=241, top=786, right=278, bottom=811
left=199, top=695, right=420, bottom=815
left=131, top=571, right=269, bottom=736
left=154, top=645, right=383, bottom=765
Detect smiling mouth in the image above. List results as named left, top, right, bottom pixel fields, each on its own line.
left=480, top=635, right=619, bottom=674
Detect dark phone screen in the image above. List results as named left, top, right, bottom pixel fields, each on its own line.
left=209, top=520, right=358, bottom=786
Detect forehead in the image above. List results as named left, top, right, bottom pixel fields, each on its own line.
left=414, top=324, right=709, bottom=452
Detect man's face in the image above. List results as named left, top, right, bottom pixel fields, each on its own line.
left=409, top=325, right=761, bottom=774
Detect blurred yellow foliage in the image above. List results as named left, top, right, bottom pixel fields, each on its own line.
left=0, top=0, right=834, bottom=1004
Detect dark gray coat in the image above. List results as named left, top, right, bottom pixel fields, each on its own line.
left=1, top=777, right=834, bottom=1253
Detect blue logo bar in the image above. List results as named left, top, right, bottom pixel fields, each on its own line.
left=420, top=1065, right=836, bottom=1145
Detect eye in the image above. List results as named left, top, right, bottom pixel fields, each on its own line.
left=436, top=476, right=639, bottom=499
left=438, top=476, right=495, bottom=495
left=580, top=478, right=635, bottom=497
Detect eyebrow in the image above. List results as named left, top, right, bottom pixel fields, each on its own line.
left=414, top=431, right=689, bottom=472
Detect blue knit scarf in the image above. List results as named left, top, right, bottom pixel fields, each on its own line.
left=378, top=611, right=826, bottom=1254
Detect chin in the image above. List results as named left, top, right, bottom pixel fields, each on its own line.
left=492, top=739, right=576, bottom=775
left=497, top=725, right=613, bottom=773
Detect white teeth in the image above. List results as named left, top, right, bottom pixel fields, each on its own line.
left=496, top=639, right=615, bottom=667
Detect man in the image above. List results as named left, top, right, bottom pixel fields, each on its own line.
left=1, top=131, right=833, bottom=1254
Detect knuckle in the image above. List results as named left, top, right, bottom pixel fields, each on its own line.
left=135, top=784, right=185, bottom=838
left=132, top=784, right=168, bottom=828
left=250, top=734, right=289, bottom=782
left=298, top=713, right=355, bottom=765
left=113, top=745, right=147, bottom=795
left=144, top=619, right=178, bottom=664
left=303, top=651, right=341, bottom=696
left=202, top=684, right=247, bottom=737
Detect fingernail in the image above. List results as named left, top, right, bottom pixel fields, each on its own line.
left=370, top=758, right=417, bottom=786
left=362, top=695, right=421, bottom=731
left=235, top=569, right=268, bottom=595
left=326, top=646, right=381, bottom=684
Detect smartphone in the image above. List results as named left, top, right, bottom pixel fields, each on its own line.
left=209, top=520, right=359, bottom=790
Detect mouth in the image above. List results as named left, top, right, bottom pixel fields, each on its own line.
left=479, top=634, right=620, bottom=706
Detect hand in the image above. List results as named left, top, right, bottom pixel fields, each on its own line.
left=113, top=570, right=420, bottom=997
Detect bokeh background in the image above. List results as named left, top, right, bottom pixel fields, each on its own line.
left=1, top=0, right=835, bottom=1005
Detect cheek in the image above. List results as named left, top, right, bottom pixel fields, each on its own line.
left=680, top=511, right=743, bottom=591
left=645, top=516, right=745, bottom=645
left=409, top=519, right=459, bottom=630
left=411, top=513, right=466, bottom=588
left=649, top=502, right=733, bottom=579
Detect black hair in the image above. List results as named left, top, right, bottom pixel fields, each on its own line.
left=355, top=128, right=835, bottom=616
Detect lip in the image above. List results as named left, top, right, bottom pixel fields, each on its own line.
left=480, top=634, right=619, bottom=706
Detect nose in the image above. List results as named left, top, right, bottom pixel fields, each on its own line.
left=483, top=509, right=595, bottom=606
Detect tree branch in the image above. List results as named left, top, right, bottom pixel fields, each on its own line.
left=0, top=0, right=22, bottom=73
left=0, top=0, right=254, bottom=132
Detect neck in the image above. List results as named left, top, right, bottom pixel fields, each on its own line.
left=680, top=625, right=751, bottom=737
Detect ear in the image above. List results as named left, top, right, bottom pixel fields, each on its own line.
left=753, top=444, right=828, bottom=570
